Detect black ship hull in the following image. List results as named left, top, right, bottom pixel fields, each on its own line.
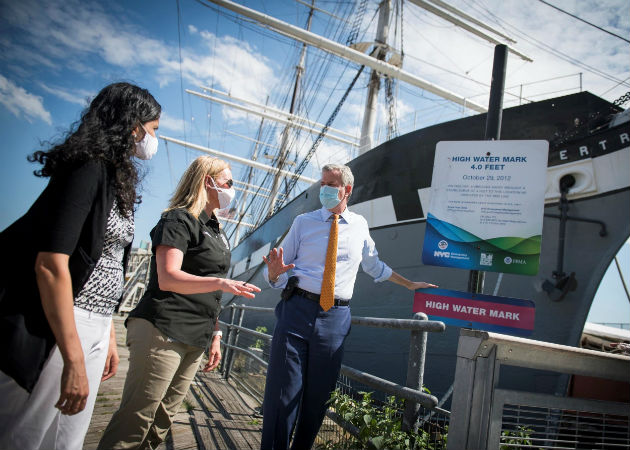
left=224, top=92, right=630, bottom=398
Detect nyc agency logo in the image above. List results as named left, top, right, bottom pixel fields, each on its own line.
left=434, top=240, right=450, bottom=258
left=504, top=256, right=526, bottom=265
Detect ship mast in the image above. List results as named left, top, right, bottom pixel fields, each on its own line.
left=208, top=0, right=490, bottom=113
left=267, top=2, right=315, bottom=217
left=167, top=0, right=531, bottom=234
left=234, top=111, right=266, bottom=244
left=359, top=0, right=391, bottom=154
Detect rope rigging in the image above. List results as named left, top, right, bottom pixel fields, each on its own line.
left=271, top=65, right=366, bottom=216
left=613, top=91, right=630, bottom=107
left=385, top=0, right=404, bottom=140
left=346, top=0, right=368, bottom=46
left=536, top=0, right=630, bottom=44
left=221, top=1, right=359, bottom=241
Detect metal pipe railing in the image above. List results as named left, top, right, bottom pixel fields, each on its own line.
left=223, top=306, right=245, bottom=380
left=351, top=315, right=446, bottom=332
left=219, top=337, right=447, bottom=415
left=225, top=303, right=446, bottom=331
left=221, top=341, right=268, bottom=367
left=219, top=305, right=238, bottom=373
left=340, top=364, right=438, bottom=409
left=219, top=321, right=273, bottom=341
left=219, top=301, right=448, bottom=434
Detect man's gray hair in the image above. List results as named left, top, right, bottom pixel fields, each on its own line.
left=322, top=164, right=354, bottom=187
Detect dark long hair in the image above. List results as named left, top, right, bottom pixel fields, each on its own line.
left=28, top=82, right=161, bottom=216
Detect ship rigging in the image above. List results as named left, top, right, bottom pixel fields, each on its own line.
left=162, top=0, right=534, bottom=246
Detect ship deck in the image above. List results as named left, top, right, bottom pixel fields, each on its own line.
left=84, top=316, right=263, bottom=450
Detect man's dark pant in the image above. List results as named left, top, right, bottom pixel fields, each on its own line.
left=261, top=293, right=351, bottom=450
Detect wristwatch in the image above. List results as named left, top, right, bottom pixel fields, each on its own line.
left=212, top=330, right=223, bottom=339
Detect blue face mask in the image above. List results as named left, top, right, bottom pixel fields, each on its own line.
left=319, top=185, right=342, bottom=209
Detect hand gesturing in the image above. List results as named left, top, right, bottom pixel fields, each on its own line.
left=262, top=247, right=295, bottom=281
left=221, top=279, right=261, bottom=298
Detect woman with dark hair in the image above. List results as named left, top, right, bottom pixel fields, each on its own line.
left=0, top=82, right=161, bottom=450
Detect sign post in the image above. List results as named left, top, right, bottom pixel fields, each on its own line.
left=416, top=45, right=548, bottom=338
left=470, top=44, right=507, bottom=294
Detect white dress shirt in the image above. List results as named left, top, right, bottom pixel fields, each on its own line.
left=263, top=206, right=392, bottom=300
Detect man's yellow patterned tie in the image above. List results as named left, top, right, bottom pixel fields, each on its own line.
left=320, top=214, right=338, bottom=312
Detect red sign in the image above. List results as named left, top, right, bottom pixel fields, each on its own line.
left=414, top=288, right=535, bottom=336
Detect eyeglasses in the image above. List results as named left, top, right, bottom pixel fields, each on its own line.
left=209, top=175, right=234, bottom=188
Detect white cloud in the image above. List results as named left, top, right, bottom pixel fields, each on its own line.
left=0, top=75, right=52, bottom=124
left=0, top=40, right=58, bottom=70
left=313, top=140, right=352, bottom=166
left=38, top=83, right=94, bottom=106
left=158, top=111, right=186, bottom=133
left=2, top=0, right=627, bottom=156
left=1, top=0, right=280, bottom=128
left=397, top=0, right=630, bottom=109
left=192, top=31, right=276, bottom=104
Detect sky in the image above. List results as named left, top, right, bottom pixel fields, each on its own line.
left=0, top=0, right=628, bottom=326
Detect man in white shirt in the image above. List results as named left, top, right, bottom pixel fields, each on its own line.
left=260, top=164, right=436, bottom=450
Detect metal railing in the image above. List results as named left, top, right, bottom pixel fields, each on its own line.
left=118, top=251, right=151, bottom=313
left=447, top=328, right=630, bottom=450
left=218, top=303, right=449, bottom=447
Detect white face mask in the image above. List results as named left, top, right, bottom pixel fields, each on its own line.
left=134, top=125, right=158, bottom=160
left=209, top=177, right=236, bottom=209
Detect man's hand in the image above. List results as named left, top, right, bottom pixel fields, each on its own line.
left=203, top=337, right=222, bottom=372
left=407, top=281, right=438, bottom=291
left=262, top=247, right=295, bottom=282
left=388, top=271, right=438, bottom=291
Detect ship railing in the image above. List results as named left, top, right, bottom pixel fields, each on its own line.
left=447, top=328, right=630, bottom=450
left=218, top=303, right=450, bottom=449
left=118, top=252, right=151, bottom=313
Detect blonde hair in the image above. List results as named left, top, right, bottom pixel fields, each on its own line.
left=165, top=155, right=230, bottom=218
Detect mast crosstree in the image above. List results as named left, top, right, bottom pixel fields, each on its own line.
left=168, top=0, right=529, bottom=240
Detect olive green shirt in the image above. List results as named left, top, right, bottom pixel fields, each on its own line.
left=129, top=208, right=230, bottom=348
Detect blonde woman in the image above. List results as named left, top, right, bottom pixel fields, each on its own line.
left=97, top=156, right=260, bottom=450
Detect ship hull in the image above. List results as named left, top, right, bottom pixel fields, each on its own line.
left=224, top=92, right=630, bottom=399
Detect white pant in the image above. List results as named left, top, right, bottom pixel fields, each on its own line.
left=0, top=307, right=112, bottom=450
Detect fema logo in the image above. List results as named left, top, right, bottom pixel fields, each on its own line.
left=504, top=257, right=512, bottom=265
left=438, top=240, right=448, bottom=250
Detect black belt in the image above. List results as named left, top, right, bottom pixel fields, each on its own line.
left=293, top=287, right=350, bottom=307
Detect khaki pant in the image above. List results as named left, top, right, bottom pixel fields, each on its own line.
left=97, top=318, right=204, bottom=450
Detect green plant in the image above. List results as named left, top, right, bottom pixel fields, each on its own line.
left=500, top=425, right=535, bottom=449
left=318, top=390, right=447, bottom=450
left=181, top=398, right=194, bottom=412
left=252, top=326, right=268, bottom=349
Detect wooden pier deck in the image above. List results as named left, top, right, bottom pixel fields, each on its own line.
left=84, top=316, right=263, bottom=450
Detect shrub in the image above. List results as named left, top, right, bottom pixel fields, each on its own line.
left=318, top=390, right=447, bottom=450
left=252, top=326, right=268, bottom=349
